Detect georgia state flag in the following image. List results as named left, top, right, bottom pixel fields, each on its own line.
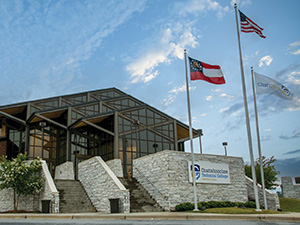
left=189, top=57, right=225, bottom=85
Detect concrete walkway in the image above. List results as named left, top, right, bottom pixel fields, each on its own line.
left=0, top=212, right=300, bottom=222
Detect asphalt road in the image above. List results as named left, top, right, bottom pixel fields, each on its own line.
left=0, top=220, right=299, bottom=225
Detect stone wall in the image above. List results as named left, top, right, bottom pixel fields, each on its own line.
left=245, top=176, right=280, bottom=210
left=78, top=156, right=130, bottom=213
left=281, top=176, right=300, bottom=200
left=132, top=150, right=248, bottom=211
left=0, top=160, right=59, bottom=213
left=106, top=159, right=123, bottom=178
left=54, top=161, right=74, bottom=180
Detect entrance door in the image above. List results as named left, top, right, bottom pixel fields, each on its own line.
left=74, top=152, right=92, bottom=180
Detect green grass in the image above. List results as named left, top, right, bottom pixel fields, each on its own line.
left=280, top=197, right=300, bottom=212
left=189, top=207, right=282, bottom=214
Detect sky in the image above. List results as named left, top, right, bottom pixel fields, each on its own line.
left=0, top=0, right=299, bottom=181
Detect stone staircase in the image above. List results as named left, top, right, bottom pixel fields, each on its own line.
left=55, top=180, right=96, bottom=213
left=119, top=177, right=163, bottom=213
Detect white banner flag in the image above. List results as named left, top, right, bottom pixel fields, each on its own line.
left=254, top=72, right=293, bottom=100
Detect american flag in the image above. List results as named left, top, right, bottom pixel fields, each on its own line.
left=239, top=10, right=266, bottom=39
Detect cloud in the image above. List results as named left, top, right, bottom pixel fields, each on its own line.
left=275, top=157, right=300, bottom=178
left=292, top=49, right=300, bottom=55
left=285, top=71, right=300, bottom=85
left=162, top=83, right=196, bottom=106
left=220, top=102, right=244, bottom=117
left=206, top=96, right=213, bottom=101
left=127, top=27, right=198, bottom=84
left=259, top=55, right=273, bottom=67
left=0, top=0, right=147, bottom=104
left=289, top=40, right=300, bottom=47
left=230, top=0, right=252, bottom=7
left=289, top=40, right=300, bottom=55
left=279, top=130, right=300, bottom=140
left=220, top=93, right=234, bottom=100
left=284, top=149, right=300, bottom=155
left=176, top=0, right=229, bottom=19
left=126, top=0, right=231, bottom=84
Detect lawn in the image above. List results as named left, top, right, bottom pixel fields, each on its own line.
left=279, top=197, right=300, bottom=212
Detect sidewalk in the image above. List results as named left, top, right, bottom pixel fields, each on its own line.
left=0, top=212, right=300, bottom=222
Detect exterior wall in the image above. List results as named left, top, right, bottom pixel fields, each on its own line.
left=106, top=159, right=123, bottom=178
left=0, top=160, right=59, bottom=213
left=54, top=161, right=74, bottom=180
left=78, top=156, right=130, bottom=213
left=245, top=176, right=280, bottom=210
left=133, top=150, right=248, bottom=211
left=281, top=176, right=300, bottom=200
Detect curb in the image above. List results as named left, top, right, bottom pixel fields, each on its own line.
left=0, top=212, right=299, bottom=222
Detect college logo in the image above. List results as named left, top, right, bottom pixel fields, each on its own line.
left=190, top=164, right=201, bottom=180
left=281, top=85, right=291, bottom=97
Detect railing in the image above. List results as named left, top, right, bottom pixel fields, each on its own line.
left=133, top=165, right=169, bottom=204
left=41, top=160, right=59, bottom=213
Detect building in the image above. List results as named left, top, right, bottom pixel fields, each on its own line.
left=0, top=88, right=280, bottom=213
left=0, top=87, right=200, bottom=178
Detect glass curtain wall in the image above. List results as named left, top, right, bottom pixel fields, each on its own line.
left=118, top=107, right=175, bottom=177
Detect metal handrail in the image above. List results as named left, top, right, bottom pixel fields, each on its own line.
left=133, top=165, right=168, bottom=200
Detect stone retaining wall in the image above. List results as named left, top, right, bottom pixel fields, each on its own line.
left=0, top=160, right=59, bottom=213
left=281, top=176, right=300, bottom=200
left=133, top=150, right=248, bottom=211
left=78, top=156, right=130, bottom=213
left=245, top=176, right=280, bottom=210
left=106, top=159, right=123, bottom=178
left=54, top=162, right=74, bottom=180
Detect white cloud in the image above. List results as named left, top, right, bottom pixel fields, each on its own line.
left=288, top=40, right=300, bottom=55
left=0, top=0, right=147, bottom=103
left=289, top=40, right=300, bottom=47
left=259, top=55, right=273, bottom=67
left=219, top=107, right=229, bottom=113
left=264, top=129, right=271, bottom=132
left=220, top=93, right=234, bottom=99
left=292, top=49, right=300, bottom=55
left=163, top=83, right=196, bottom=106
left=177, top=0, right=229, bottom=19
left=286, top=71, right=300, bottom=85
left=127, top=27, right=198, bottom=84
left=230, top=0, right=252, bottom=7
left=200, top=113, right=207, bottom=117
left=213, top=88, right=222, bottom=92
left=206, top=96, right=213, bottom=101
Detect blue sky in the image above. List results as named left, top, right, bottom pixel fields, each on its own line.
left=0, top=0, right=299, bottom=179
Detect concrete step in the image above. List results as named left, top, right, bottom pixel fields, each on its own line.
left=55, top=180, right=96, bottom=213
left=119, top=178, right=163, bottom=213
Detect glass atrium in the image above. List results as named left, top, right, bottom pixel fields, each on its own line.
left=0, top=88, right=199, bottom=177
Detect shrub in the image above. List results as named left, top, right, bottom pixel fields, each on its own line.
left=244, top=201, right=256, bottom=208
left=176, top=200, right=258, bottom=211
left=175, top=202, right=194, bottom=211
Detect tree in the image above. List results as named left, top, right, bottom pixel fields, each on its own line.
left=0, top=153, right=44, bottom=211
left=245, top=156, right=278, bottom=190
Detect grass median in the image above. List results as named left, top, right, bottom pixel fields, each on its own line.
left=279, top=197, right=300, bottom=212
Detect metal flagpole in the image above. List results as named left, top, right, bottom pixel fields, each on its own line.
left=234, top=3, right=261, bottom=211
left=251, top=67, right=268, bottom=210
left=184, top=49, right=199, bottom=211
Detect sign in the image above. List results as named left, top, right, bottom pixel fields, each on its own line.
left=188, top=161, right=230, bottom=184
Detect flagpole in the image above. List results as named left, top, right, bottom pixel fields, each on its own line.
left=251, top=67, right=268, bottom=210
left=234, top=3, right=261, bottom=211
left=184, top=49, right=199, bottom=211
